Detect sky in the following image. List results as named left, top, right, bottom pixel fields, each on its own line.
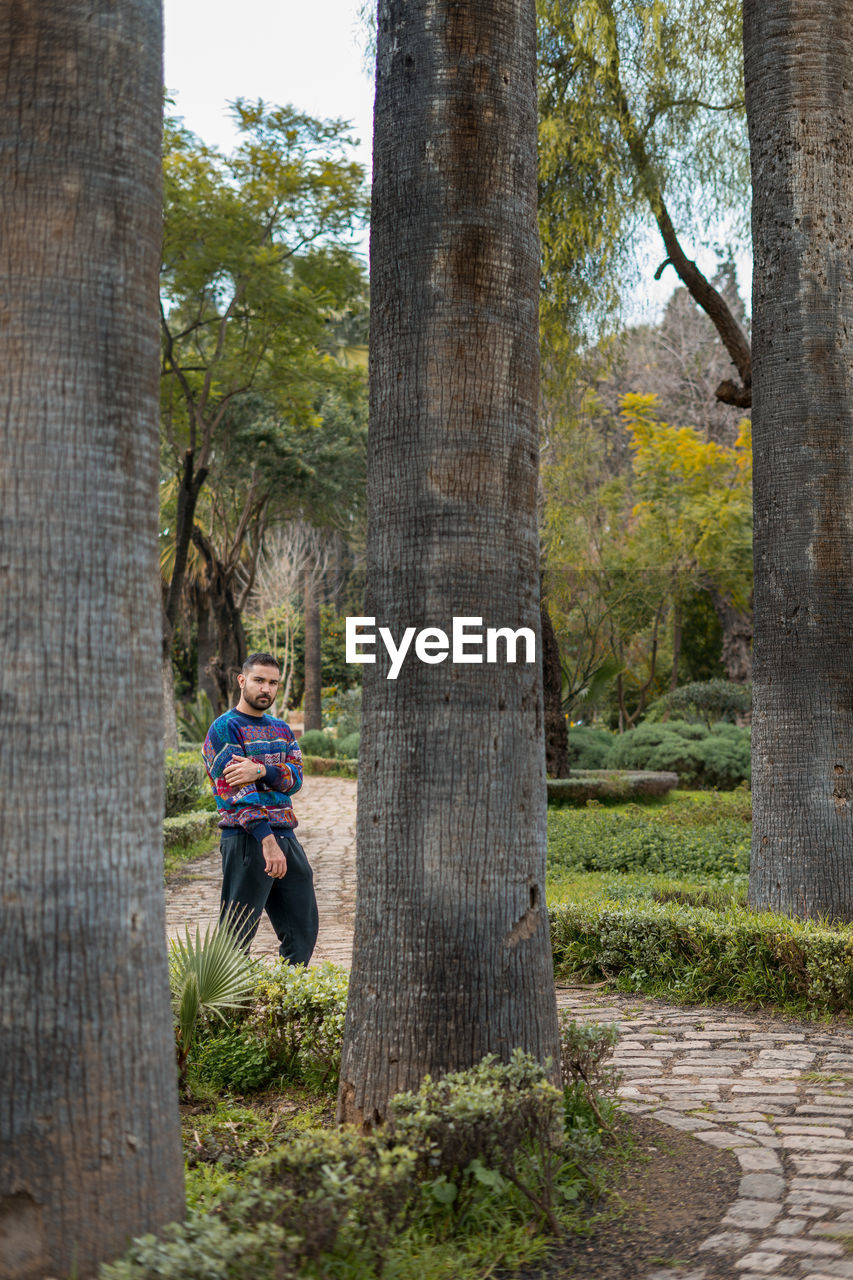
left=162, top=0, right=749, bottom=323
left=163, top=0, right=374, bottom=256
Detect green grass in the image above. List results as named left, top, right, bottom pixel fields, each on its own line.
left=163, top=827, right=219, bottom=879
left=545, top=789, right=853, bottom=1020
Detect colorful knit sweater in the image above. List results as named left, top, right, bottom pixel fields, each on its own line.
left=202, top=708, right=303, bottom=844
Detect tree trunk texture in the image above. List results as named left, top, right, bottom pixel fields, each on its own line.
left=744, top=0, right=853, bottom=918
left=337, top=0, right=560, bottom=1126
left=191, top=528, right=248, bottom=714
left=541, top=599, right=569, bottom=777
left=162, top=654, right=180, bottom=751
left=303, top=569, right=323, bottom=731
left=193, top=586, right=220, bottom=711
left=709, top=588, right=753, bottom=685
left=0, top=4, right=185, bottom=1277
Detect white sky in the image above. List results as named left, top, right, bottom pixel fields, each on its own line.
left=163, top=0, right=374, bottom=256
left=162, top=0, right=750, bottom=323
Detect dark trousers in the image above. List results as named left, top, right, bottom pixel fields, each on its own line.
left=219, top=828, right=319, bottom=965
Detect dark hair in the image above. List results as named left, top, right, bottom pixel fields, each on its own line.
left=242, top=652, right=281, bottom=674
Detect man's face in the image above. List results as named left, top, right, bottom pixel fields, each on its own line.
left=238, top=664, right=281, bottom=711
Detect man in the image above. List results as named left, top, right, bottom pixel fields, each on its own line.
left=202, top=652, right=318, bottom=964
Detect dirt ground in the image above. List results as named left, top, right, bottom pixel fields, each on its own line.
left=518, top=1112, right=741, bottom=1280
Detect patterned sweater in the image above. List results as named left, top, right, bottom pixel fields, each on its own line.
left=202, top=708, right=303, bottom=844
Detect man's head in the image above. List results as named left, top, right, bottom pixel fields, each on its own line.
left=236, top=652, right=281, bottom=714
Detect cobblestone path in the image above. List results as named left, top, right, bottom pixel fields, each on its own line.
left=165, top=777, right=853, bottom=1279
left=556, top=987, right=853, bottom=1279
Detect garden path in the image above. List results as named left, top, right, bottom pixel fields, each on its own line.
left=164, top=776, right=853, bottom=1280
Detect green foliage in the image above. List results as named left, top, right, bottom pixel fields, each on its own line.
left=567, top=725, right=614, bottom=768
left=290, top=609, right=364, bottom=707
left=103, top=1047, right=616, bottom=1280
left=247, top=961, right=349, bottom=1092
left=387, top=1051, right=592, bottom=1234
left=538, top=0, right=747, bottom=337
left=190, top=1028, right=274, bottom=1095
left=302, top=755, right=359, bottom=778
left=184, top=1102, right=283, bottom=1173
left=163, top=810, right=219, bottom=852
left=337, top=731, right=361, bottom=759
left=298, top=728, right=336, bottom=757
left=550, top=897, right=853, bottom=1017
left=605, top=719, right=750, bottom=787
left=547, top=800, right=750, bottom=878
left=164, top=750, right=208, bottom=817
left=647, top=678, right=752, bottom=725
left=333, top=685, right=363, bottom=737
left=169, top=918, right=256, bottom=1079
left=547, top=770, right=678, bottom=806
left=176, top=691, right=216, bottom=747
left=543, top=397, right=753, bottom=731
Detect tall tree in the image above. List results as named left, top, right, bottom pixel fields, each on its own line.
left=744, top=0, right=853, bottom=918
left=538, top=0, right=752, bottom=405
left=159, top=105, right=367, bottom=734
left=0, top=3, right=184, bottom=1276
left=338, top=0, right=560, bottom=1126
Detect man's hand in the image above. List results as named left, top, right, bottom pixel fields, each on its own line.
left=261, top=834, right=287, bottom=879
left=223, top=755, right=264, bottom=788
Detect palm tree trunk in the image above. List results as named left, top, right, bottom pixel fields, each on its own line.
left=542, top=598, right=569, bottom=777
left=745, top=0, right=853, bottom=918
left=303, top=568, right=322, bottom=731
left=338, top=0, right=560, bottom=1125
left=0, top=2, right=185, bottom=1275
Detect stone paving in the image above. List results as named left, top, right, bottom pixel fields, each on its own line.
left=165, top=776, right=853, bottom=1280
left=554, top=985, right=853, bottom=1279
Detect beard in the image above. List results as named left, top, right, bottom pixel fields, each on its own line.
left=243, top=690, right=273, bottom=712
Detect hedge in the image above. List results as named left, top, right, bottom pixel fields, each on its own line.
left=549, top=897, right=853, bottom=1016
left=547, top=805, right=750, bottom=878
left=163, top=809, right=220, bottom=851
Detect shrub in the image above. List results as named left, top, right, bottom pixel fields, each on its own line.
left=169, top=917, right=255, bottom=1082
left=567, top=726, right=614, bottom=770
left=549, top=897, right=853, bottom=1016
left=103, top=1049, right=613, bottom=1279
left=302, top=755, right=358, bottom=778
left=337, top=731, right=361, bottom=759
left=164, top=750, right=208, bottom=817
left=191, top=1027, right=274, bottom=1095
left=334, top=685, right=363, bottom=738
left=547, top=771, right=677, bottom=806
left=695, top=723, right=752, bottom=788
left=387, top=1050, right=593, bottom=1235
left=298, top=729, right=336, bottom=757
left=163, top=810, right=219, bottom=851
left=647, top=679, right=752, bottom=726
left=247, top=961, right=349, bottom=1091
left=547, top=805, right=750, bottom=879
left=605, top=720, right=750, bottom=788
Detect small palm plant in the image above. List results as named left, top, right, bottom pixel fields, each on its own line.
left=168, top=910, right=256, bottom=1084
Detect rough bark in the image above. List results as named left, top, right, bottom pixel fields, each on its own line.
left=193, top=586, right=220, bottom=711
left=337, top=0, right=560, bottom=1126
left=709, top=588, right=753, bottom=684
left=303, top=569, right=323, bottom=732
left=0, top=3, right=185, bottom=1276
left=191, top=528, right=248, bottom=714
left=162, top=655, right=180, bottom=751
left=541, top=599, right=569, bottom=778
left=745, top=0, right=853, bottom=919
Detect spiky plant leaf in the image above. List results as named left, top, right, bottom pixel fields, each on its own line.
left=168, top=914, right=255, bottom=1063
